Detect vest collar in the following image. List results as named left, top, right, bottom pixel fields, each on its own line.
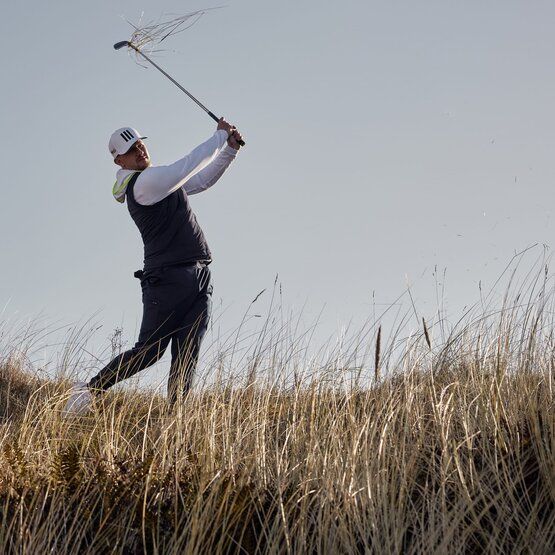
left=112, top=169, right=137, bottom=203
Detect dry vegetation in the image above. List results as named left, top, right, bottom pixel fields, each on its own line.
left=0, top=265, right=554, bottom=554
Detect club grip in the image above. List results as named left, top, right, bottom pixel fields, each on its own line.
left=230, top=134, right=245, bottom=147
left=210, top=112, right=245, bottom=146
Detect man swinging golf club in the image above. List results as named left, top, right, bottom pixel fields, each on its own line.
left=64, top=119, right=243, bottom=414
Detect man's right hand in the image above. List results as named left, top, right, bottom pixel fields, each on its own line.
left=217, top=117, right=235, bottom=137
left=227, top=129, right=244, bottom=150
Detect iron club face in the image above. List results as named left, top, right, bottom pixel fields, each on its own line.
left=113, top=41, right=130, bottom=50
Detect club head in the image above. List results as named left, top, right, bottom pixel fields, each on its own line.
left=113, top=41, right=129, bottom=50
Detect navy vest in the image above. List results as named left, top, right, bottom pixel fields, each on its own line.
left=125, top=172, right=212, bottom=271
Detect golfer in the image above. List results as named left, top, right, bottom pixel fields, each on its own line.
left=64, top=119, right=243, bottom=414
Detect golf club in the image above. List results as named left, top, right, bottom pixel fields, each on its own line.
left=114, top=40, right=245, bottom=146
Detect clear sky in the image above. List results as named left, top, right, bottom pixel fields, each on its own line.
left=1, top=1, right=554, bottom=389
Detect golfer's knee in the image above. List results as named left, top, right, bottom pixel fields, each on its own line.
left=134, top=338, right=167, bottom=360
left=137, top=345, right=166, bottom=368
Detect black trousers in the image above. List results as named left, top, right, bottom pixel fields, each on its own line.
left=88, top=262, right=212, bottom=404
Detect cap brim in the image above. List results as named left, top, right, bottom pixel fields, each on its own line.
left=117, top=136, right=148, bottom=156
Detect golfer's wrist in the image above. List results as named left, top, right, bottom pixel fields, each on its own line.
left=223, top=144, right=239, bottom=155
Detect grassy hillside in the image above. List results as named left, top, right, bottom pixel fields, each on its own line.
left=0, top=274, right=554, bottom=553
left=0, top=358, right=553, bottom=553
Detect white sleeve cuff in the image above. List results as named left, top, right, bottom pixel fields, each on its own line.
left=222, top=144, right=239, bottom=156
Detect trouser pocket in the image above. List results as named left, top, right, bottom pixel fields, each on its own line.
left=137, top=292, right=163, bottom=344
left=136, top=268, right=163, bottom=287
left=137, top=269, right=166, bottom=342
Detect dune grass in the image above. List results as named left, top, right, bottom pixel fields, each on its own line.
left=0, top=264, right=554, bottom=553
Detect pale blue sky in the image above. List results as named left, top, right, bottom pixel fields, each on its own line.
left=1, top=1, right=554, bottom=388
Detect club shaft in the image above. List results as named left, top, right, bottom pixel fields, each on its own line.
left=123, top=43, right=244, bottom=146
left=130, top=45, right=219, bottom=122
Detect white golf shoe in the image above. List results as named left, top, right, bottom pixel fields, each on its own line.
left=63, top=382, right=93, bottom=416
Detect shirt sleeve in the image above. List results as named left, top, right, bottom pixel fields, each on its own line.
left=183, top=144, right=238, bottom=195
left=133, top=129, right=228, bottom=206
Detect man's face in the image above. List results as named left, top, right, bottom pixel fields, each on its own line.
left=115, top=140, right=151, bottom=170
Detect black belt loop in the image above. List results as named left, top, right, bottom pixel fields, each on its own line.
left=133, top=269, right=144, bottom=280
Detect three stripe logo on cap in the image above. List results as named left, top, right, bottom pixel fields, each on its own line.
left=120, top=129, right=135, bottom=142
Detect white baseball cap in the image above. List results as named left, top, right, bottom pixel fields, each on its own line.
left=108, top=127, right=147, bottom=159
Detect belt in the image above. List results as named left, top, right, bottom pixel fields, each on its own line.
left=134, top=259, right=211, bottom=280
left=171, top=259, right=211, bottom=269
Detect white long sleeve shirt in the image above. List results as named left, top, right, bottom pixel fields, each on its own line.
left=112, top=129, right=237, bottom=205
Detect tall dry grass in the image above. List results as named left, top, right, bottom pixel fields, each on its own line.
left=0, top=260, right=554, bottom=554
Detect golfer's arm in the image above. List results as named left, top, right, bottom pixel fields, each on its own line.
left=183, top=145, right=238, bottom=195
left=133, top=130, right=228, bottom=205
